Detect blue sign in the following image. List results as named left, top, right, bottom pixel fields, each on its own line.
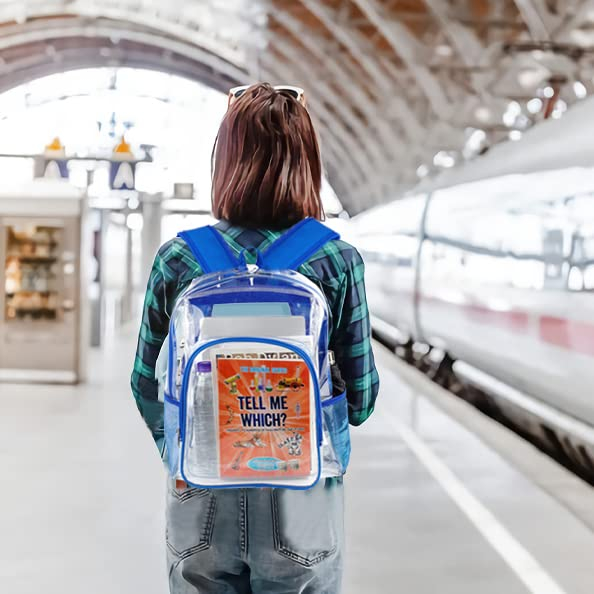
left=43, top=159, right=69, bottom=179
left=109, top=160, right=136, bottom=190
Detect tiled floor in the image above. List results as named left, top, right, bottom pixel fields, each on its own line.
left=1, top=330, right=593, bottom=593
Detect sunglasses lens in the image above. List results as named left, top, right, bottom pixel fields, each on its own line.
left=228, top=86, right=250, bottom=103
left=229, top=85, right=305, bottom=107
left=276, top=87, right=300, bottom=100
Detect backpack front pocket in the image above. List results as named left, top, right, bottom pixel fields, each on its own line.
left=179, top=337, right=323, bottom=489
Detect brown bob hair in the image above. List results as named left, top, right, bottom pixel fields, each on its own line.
left=211, top=83, right=324, bottom=229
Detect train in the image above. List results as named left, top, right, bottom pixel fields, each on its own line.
left=348, top=95, right=594, bottom=481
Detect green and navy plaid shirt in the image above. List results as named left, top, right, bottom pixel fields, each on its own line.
left=131, top=220, right=380, bottom=453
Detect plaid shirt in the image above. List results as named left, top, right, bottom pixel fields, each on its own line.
left=131, top=220, right=380, bottom=453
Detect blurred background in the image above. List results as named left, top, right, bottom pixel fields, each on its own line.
left=1, top=2, right=594, bottom=594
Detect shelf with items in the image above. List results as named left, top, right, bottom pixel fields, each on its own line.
left=6, top=226, right=61, bottom=260
left=5, top=258, right=58, bottom=293
left=6, top=255, right=58, bottom=264
left=8, top=240, right=59, bottom=252
left=5, top=290, right=60, bottom=321
left=7, top=290, right=58, bottom=297
left=4, top=224, right=63, bottom=323
left=6, top=309, right=59, bottom=321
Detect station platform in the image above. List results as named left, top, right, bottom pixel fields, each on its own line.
left=1, top=331, right=593, bottom=594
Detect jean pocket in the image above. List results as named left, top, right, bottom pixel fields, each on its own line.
left=271, top=481, right=340, bottom=567
left=166, top=483, right=216, bottom=558
left=321, top=391, right=351, bottom=475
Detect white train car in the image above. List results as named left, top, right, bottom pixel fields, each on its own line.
left=350, top=96, right=594, bottom=475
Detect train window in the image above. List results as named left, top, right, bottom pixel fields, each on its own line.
left=351, top=195, right=426, bottom=236
left=568, top=267, right=585, bottom=291
left=583, top=265, right=594, bottom=291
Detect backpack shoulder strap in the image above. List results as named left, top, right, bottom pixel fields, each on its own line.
left=177, top=226, right=239, bottom=273
left=259, top=218, right=340, bottom=271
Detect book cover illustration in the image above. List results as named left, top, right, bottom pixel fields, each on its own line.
left=216, top=356, right=312, bottom=479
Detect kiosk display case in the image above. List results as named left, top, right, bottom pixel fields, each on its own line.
left=0, top=181, right=87, bottom=383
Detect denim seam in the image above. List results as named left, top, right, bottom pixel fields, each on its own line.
left=169, top=487, right=210, bottom=503
left=168, top=555, right=184, bottom=580
left=240, top=489, right=248, bottom=557
left=270, top=491, right=337, bottom=568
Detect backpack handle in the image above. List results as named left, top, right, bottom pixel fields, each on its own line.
left=238, top=248, right=265, bottom=268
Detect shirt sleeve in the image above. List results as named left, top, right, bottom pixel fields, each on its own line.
left=130, top=243, right=178, bottom=455
left=331, top=248, right=380, bottom=426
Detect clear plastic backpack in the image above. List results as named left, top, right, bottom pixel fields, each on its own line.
left=163, top=219, right=351, bottom=489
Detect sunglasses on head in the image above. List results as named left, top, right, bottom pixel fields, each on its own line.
left=228, top=85, right=306, bottom=107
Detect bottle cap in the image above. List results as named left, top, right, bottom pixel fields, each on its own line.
left=197, top=361, right=212, bottom=373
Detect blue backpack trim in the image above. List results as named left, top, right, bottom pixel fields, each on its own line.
left=177, top=226, right=239, bottom=273
left=259, top=218, right=340, bottom=271
left=178, top=335, right=324, bottom=490
left=178, top=218, right=339, bottom=273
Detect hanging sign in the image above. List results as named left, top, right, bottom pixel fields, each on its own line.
left=109, top=136, right=136, bottom=190
left=41, top=137, right=69, bottom=179
left=109, top=160, right=136, bottom=190
left=43, top=159, right=69, bottom=179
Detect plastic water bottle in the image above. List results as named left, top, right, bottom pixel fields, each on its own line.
left=192, top=361, right=217, bottom=477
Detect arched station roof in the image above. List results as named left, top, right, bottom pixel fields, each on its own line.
left=0, top=1, right=592, bottom=213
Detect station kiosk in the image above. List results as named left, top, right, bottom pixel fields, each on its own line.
left=0, top=180, right=87, bottom=383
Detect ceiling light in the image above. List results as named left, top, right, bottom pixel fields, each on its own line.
left=465, top=128, right=486, bottom=152
left=515, top=114, right=531, bottom=129
left=552, top=99, right=567, bottom=119
left=435, top=44, right=453, bottom=58
left=474, top=106, right=491, bottom=123
left=416, top=164, right=429, bottom=178
left=574, top=80, right=587, bottom=99
left=527, top=97, right=543, bottom=114
left=518, top=68, right=548, bottom=88
left=433, top=151, right=456, bottom=169
left=543, top=86, right=555, bottom=98
left=502, top=101, right=522, bottom=127
left=509, top=130, right=522, bottom=141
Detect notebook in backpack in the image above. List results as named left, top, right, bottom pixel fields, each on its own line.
left=163, top=218, right=351, bottom=489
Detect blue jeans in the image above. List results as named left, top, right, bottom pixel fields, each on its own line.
left=166, top=477, right=344, bottom=593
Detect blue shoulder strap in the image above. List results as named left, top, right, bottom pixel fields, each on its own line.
left=177, top=226, right=239, bottom=273
left=259, top=218, right=340, bottom=271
